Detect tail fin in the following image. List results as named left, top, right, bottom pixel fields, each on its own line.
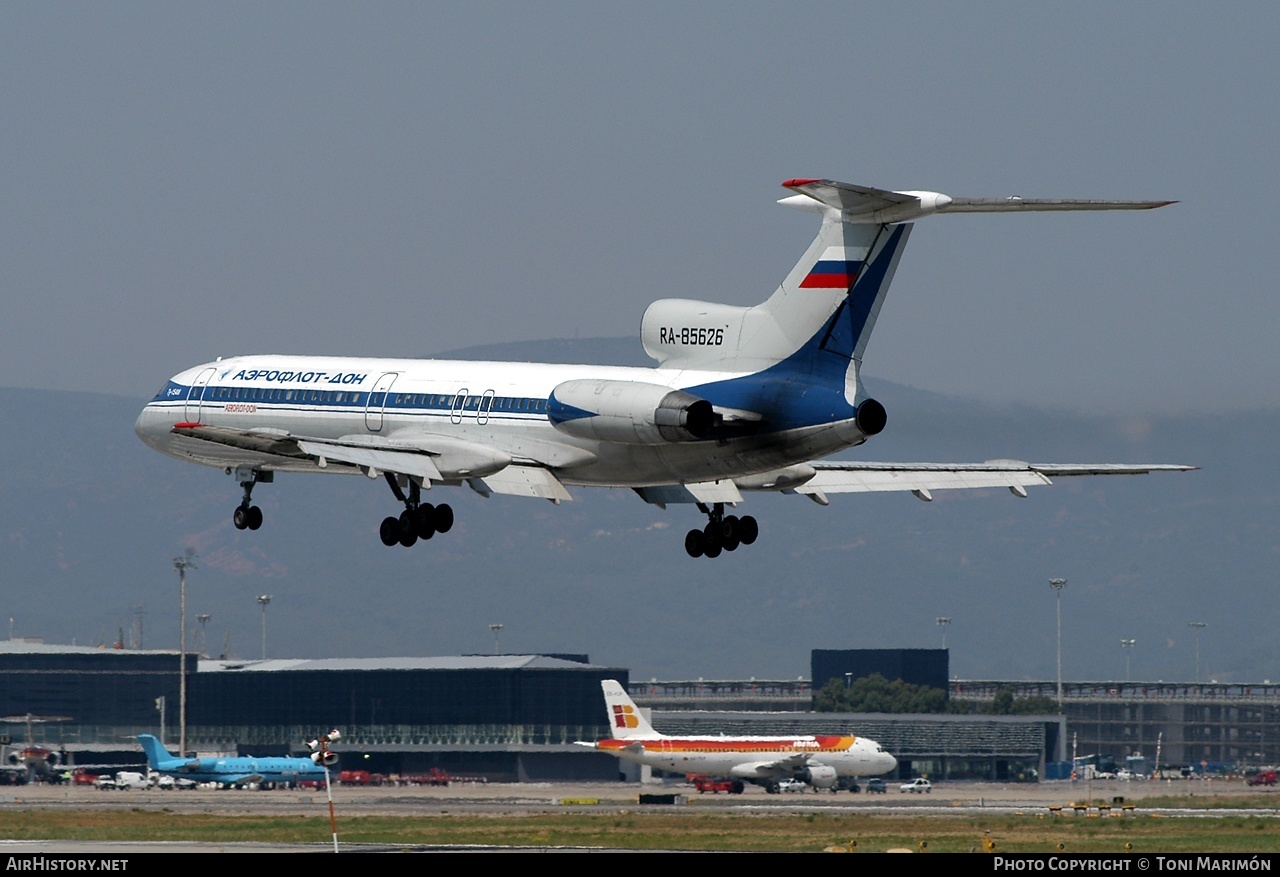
left=641, top=180, right=914, bottom=373
left=136, top=734, right=174, bottom=768
left=641, top=179, right=1171, bottom=374
left=601, top=680, right=660, bottom=739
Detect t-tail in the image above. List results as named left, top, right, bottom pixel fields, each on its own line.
left=136, top=734, right=180, bottom=770
left=641, top=179, right=1174, bottom=385
left=601, top=680, right=660, bottom=739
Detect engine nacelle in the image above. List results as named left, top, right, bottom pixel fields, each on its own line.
left=547, top=379, right=715, bottom=444
left=800, top=763, right=838, bottom=789
left=856, top=398, right=887, bottom=437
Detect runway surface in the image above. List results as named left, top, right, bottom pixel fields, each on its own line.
left=1, top=777, right=1272, bottom=853
left=0, top=775, right=1268, bottom=815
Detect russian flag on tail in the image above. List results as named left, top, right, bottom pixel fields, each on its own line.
left=800, top=259, right=862, bottom=289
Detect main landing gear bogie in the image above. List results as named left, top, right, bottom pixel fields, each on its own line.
left=684, top=503, right=758, bottom=559
left=379, top=502, right=455, bottom=548
left=379, top=473, right=455, bottom=549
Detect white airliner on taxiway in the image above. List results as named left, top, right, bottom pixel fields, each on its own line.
left=578, top=679, right=897, bottom=792
left=136, top=178, right=1192, bottom=556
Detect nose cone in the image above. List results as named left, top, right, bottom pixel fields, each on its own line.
left=135, top=403, right=166, bottom=450
left=882, top=751, right=899, bottom=774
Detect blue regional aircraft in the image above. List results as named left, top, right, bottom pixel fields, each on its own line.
left=136, top=179, right=1193, bottom=557
left=137, top=734, right=330, bottom=787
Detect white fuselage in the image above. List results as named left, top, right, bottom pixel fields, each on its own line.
left=599, top=734, right=897, bottom=780
left=135, top=354, right=869, bottom=488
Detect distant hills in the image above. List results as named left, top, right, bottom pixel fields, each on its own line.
left=0, top=338, right=1272, bottom=685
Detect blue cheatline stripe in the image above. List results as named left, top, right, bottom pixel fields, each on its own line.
left=152, top=383, right=553, bottom=419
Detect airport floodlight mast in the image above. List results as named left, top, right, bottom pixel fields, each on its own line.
left=257, top=595, right=272, bottom=660
left=173, top=549, right=197, bottom=758
left=1049, top=578, right=1067, bottom=710
left=1188, top=622, right=1208, bottom=682
left=196, top=613, right=211, bottom=658
left=489, top=623, right=503, bottom=654
left=1121, top=639, right=1136, bottom=682
left=936, top=616, right=952, bottom=649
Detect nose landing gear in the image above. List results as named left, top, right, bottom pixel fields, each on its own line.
left=231, top=470, right=269, bottom=530
left=378, top=473, right=454, bottom=548
left=684, top=503, right=758, bottom=558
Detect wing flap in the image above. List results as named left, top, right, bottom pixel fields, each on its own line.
left=470, top=466, right=573, bottom=501
left=296, top=440, right=444, bottom=481
left=634, top=480, right=745, bottom=506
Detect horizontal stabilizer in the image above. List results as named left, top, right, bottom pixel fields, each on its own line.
left=781, top=179, right=1174, bottom=224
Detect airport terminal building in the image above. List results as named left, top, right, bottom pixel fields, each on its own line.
left=1, top=640, right=1276, bottom=781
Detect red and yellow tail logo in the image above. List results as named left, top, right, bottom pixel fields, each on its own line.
left=612, top=703, right=639, bottom=729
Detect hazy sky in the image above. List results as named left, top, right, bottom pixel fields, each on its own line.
left=3, top=3, right=1277, bottom=415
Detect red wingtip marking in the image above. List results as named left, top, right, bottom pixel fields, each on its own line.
left=782, top=178, right=820, bottom=189
left=172, top=422, right=202, bottom=429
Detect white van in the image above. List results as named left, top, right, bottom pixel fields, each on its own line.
left=114, top=771, right=148, bottom=790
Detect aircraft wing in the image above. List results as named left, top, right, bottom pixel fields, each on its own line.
left=788, top=460, right=1196, bottom=504
left=172, top=423, right=529, bottom=483
left=731, top=753, right=813, bottom=779
left=219, top=773, right=264, bottom=785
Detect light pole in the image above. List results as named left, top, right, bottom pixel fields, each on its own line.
left=1121, top=639, right=1136, bottom=682
left=173, top=550, right=197, bottom=758
left=257, top=595, right=272, bottom=660
left=196, top=613, right=212, bottom=659
left=936, top=616, right=952, bottom=649
left=1049, top=578, right=1067, bottom=710
left=489, top=623, right=503, bottom=654
left=1188, top=622, right=1207, bottom=682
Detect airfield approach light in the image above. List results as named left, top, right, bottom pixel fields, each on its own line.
left=305, top=729, right=342, bottom=853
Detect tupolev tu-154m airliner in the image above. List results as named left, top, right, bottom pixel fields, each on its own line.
left=136, top=178, right=1194, bottom=557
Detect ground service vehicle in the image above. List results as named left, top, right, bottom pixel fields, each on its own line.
left=867, top=778, right=887, bottom=793
left=900, top=778, right=932, bottom=793
left=1248, top=771, right=1277, bottom=786
left=690, top=775, right=744, bottom=794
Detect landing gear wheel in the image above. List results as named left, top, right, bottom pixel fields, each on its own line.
left=233, top=507, right=249, bottom=530
left=379, top=516, right=400, bottom=547
left=416, top=503, right=436, bottom=539
left=397, top=510, right=419, bottom=547
left=434, top=503, right=454, bottom=534
left=720, top=515, right=740, bottom=551
left=246, top=506, right=263, bottom=530
left=684, top=529, right=705, bottom=558
left=738, top=515, right=759, bottom=545
left=702, top=521, right=720, bottom=548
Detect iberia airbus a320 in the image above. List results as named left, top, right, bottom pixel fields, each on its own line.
left=578, top=679, right=897, bottom=792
